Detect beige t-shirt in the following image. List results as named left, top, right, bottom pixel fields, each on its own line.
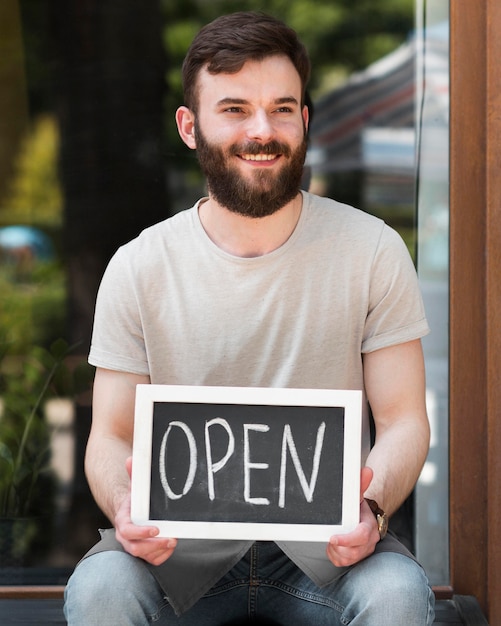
left=88, top=191, right=429, bottom=614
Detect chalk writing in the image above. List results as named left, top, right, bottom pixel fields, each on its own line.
left=149, top=402, right=344, bottom=525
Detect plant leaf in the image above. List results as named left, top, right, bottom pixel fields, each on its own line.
left=0, top=441, right=14, bottom=468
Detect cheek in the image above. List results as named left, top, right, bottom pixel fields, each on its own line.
left=196, top=128, right=233, bottom=152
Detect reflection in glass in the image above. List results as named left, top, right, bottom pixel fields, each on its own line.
left=1, top=0, right=450, bottom=587
left=309, top=0, right=450, bottom=586
left=414, top=0, right=449, bottom=586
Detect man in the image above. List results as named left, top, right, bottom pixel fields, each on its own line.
left=65, top=12, right=434, bottom=625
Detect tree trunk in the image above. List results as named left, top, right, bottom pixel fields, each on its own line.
left=49, top=0, right=169, bottom=351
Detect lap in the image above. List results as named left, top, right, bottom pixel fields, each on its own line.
left=65, top=543, right=434, bottom=625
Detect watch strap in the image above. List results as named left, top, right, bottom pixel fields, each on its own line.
left=365, top=498, right=389, bottom=540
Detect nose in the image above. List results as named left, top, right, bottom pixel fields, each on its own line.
left=246, top=109, right=274, bottom=142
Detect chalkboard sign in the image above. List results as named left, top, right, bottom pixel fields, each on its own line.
left=131, top=385, right=362, bottom=541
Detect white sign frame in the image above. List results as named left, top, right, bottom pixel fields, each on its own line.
left=131, top=385, right=362, bottom=542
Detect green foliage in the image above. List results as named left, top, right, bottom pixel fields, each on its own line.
left=0, top=339, right=93, bottom=518
left=161, top=0, right=414, bottom=96
left=0, top=115, right=62, bottom=228
left=161, top=0, right=414, bottom=173
left=0, top=112, right=66, bottom=354
left=0, top=261, right=66, bottom=355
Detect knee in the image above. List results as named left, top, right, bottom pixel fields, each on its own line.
left=342, top=553, right=435, bottom=625
left=64, top=551, right=162, bottom=624
left=65, top=552, right=129, bottom=610
left=362, top=554, right=435, bottom=623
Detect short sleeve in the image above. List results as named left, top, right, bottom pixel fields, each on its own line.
left=88, top=247, right=150, bottom=375
left=361, top=226, right=429, bottom=353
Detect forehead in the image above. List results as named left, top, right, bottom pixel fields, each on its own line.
left=196, top=56, right=302, bottom=106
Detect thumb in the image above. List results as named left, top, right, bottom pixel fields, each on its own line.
left=360, top=466, right=373, bottom=501
left=125, top=455, right=133, bottom=480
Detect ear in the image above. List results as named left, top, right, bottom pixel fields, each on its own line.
left=302, top=104, right=309, bottom=133
left=176, top=106, right=197, bottom=149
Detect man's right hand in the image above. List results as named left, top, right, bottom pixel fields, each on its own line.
left=114, top=457, right=178, bottom=566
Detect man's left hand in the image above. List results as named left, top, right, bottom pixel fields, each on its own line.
left=326, top=466, right=380, bottom=567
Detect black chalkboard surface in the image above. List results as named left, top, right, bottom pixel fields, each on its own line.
left=131, top=385, right=362, bottom=541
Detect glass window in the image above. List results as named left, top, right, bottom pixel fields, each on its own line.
left=308, top=0, right=450, bottom=585
left=0, top=0, right=449, bottom=587
left=414, top=0, right=449, bottom=586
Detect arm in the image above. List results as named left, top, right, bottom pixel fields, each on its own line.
left=85, top=367, right=177, bottom=565
left=363, top=338, right=430, bottom=514
left=327, top=339, right=430, bottom=566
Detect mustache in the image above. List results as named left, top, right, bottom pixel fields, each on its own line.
left=229, top=140, right=292, bottom=157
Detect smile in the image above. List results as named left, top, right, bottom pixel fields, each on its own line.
left=239, top=153, right=279, bottom=161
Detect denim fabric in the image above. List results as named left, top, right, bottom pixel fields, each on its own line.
left=64, top=542, right=434, bottom=625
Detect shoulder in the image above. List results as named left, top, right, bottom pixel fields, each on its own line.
left=99, top=205, right=199, bottom=289
left=301, top=191, right=397, bottom=249
left=108, top=205, right=198, bottom=270
left=123, top=206, right=196, bottom=254
left=303, top=191, right=385, bottom=234
left=301, top=192, right=413, bottom=273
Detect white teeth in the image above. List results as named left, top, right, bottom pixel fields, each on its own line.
left=241, top=153, right=277, bottom=161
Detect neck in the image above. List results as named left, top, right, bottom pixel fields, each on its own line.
left=198, top=193, right=303, bottom=258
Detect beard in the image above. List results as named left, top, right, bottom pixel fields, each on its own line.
left=194, top=121, right=308, bottom=218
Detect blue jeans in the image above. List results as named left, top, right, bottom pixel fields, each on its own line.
left=64, top=542, right=435, bottom=625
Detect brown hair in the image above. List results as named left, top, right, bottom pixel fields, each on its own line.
left=182, top=12, right=311, bottom=112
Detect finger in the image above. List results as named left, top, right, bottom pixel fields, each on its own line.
left=125, top=455, right=133, bottom=479
left=115, top=499, right=158, bottom=538
left=327, top=524, right=377, bottom=567
left=359, top=466, right=373, bottom=501
left=326, top=542, right=367, bottom=568
left=143, top=542, right=178, bottom=566
left=330, top=524, right=371, bottom=550
left=118, top=518, right=161, bottom=540
left=117, top=526, right=173, bottom=549
left=122, top=536, right=177, bottom=564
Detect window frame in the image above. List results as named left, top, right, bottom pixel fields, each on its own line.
left=449, top=0, right=501, bottom=621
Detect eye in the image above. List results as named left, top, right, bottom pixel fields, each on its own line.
left=224, top=106, right=244, bottom=114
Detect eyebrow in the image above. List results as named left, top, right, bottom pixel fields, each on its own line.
left=216, top=96, right=300, bottom=107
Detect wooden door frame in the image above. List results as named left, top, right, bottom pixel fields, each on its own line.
left=449, top=0, right=501, bottom=622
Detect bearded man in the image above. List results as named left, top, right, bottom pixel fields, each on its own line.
left=64, top=12, right=435, bottom=626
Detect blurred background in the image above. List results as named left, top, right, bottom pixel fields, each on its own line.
left=0, top=0, right=449, bottom=588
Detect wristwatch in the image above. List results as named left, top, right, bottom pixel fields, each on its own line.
left=365, top=498, right=389, bottom=540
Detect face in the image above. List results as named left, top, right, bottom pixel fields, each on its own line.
left=178, top=56, right=309, bottom=218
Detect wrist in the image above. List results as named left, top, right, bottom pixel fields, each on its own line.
left=365, top=498, right=389, bottom=540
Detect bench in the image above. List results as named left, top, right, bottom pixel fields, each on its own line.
left=0, top=588, right=489, bottom=625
